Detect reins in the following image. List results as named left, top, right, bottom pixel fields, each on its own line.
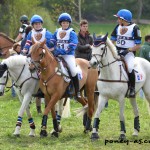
left=92, top=41, right=128, bottom=83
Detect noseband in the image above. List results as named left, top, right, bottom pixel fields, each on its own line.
left=92, top=42, right=118, bottom=69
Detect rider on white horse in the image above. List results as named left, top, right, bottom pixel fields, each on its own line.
left=111, top=9, right=141, bottom=98
left=22, top=14, right=53, bottom=97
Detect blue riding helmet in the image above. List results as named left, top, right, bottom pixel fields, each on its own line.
left=58, top=13, right=72, bottom=23
left=30, top=15, right=43, bottom=25
left=114, top=9, right=132, bottom=22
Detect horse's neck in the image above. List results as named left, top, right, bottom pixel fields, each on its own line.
left=40, top=52, right=57, bottom=76
left=0, top=36, right=14, bottom=46
left=100, top=50, right=120, bottom=80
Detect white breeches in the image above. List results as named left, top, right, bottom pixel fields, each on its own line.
left=61, top=55, right=78, bottom=77
left=124, top=52, right=134, bottom=73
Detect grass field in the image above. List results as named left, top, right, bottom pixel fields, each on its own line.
left=0, top=90, right=150, bottom=150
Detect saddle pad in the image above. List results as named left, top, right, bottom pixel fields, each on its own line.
left=118, top=61, right=144, bottom=82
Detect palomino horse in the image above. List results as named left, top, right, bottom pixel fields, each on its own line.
left=0, top=55, right=39, bottom=136
left=30, top=40, right=98, bottom=137
left=90, top=33, right=150, bottom=140
left=0, top=32, right=15, bottom=58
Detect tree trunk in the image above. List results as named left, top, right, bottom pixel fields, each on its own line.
left=137, top=0, right=143, bottom=23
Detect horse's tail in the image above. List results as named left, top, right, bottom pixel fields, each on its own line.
left=75, top=104, right=88, bottom=117
left=146, top=101, right=150, bottom=115
left=62, top=98, right=71, bottom=118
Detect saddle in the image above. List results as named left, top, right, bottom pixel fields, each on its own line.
left=56, top=56, right=82, bottom=98
left=119, top=56, right=144, bottom=83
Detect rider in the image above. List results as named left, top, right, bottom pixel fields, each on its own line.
left=22, top=14, right=53, bottom=54
left=110, top=9, right=141, bottom=98
left=50, top=12, right=81, bottom=98
left=15, top=15, right=29, bottom=43
left=22, top=14, right=53, bottom=97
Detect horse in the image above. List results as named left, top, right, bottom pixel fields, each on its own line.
left=0, top=55, right=39, bottom=136
left=0, top=55, right=71, bottom=136
left=29, top=40, right=98, bottom=137
left=89, top=33, right=150, bottom=140
left=0, top=32, right=44, bottom=114
left=0, top=32, right=15, bottom=59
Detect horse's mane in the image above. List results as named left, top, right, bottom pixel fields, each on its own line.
left=2, top=55, right=27, bottom=68
left=0, top=32, right=14, bottom=43
left=106, top=37, right=119, bottom=59
left=30, top=42, right=55, bottom=60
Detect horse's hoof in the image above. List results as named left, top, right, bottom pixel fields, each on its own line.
left=40, top=130, right=48, bottom=137
left=13, top=134, right=20, bottom=137
left=84, top=125, right=92, bottom=134
left=132, top=129, right=139, bottom=136
left=29, top=129, right=35, bottom=137
left=119, top=134, right=126, bottom=140
left=51, top=130, right=59, bottom=138
left=90, top=133, right=99, bottom=141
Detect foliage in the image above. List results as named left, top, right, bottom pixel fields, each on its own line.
left=0, top=0, right=150, bottom=39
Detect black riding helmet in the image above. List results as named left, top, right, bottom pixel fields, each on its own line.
left=20, top=15, right=28, bottom=23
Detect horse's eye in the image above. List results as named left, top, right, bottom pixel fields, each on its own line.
left=101, top=47, right=104, bottom=50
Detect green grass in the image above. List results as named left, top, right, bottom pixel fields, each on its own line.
left=0, top=90, right=150, bottom=150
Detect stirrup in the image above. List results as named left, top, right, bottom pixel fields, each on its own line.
left=128, top=88, right=135, bottom=98
left=77, top=92, right=81, bottom=98
left=32, top=91, right=44, bottom=98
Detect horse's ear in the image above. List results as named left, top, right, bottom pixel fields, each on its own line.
left=102, top=32, right=108, bottom=42
left=93, top=33, right=97, bottom=41
left=32, top=37, right=35, bottom=45
left=40, top=39, right=46, bottom=47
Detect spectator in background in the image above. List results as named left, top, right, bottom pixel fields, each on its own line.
left=138, top=35, right=150, bottom=99
left=139, top=34, right=150, bottom=62
left=9, top=42, right=21, bottom=97
left=75, top=19, right=93, bottom=61
left=15, top=15, right=30, bottom=43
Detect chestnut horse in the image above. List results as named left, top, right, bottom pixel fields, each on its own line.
left=0, top=32, right=15, bottom=58
left=30, top=40, right=98, bottom=137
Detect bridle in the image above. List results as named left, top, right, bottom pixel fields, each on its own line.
left=92, top=40, right=127, bottom=83
left=92, top=42, right=118, bottom=69
left=30, top=46, right=48, bottom=71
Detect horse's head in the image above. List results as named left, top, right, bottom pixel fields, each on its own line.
left=90, top=33, right=108, bottom=68
left=0, top=70, right=8, bottom=96
left=29, top=38, right=47, bottom=70
left=0, top=32, right=15, bottom=59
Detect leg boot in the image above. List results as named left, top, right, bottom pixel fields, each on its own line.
left=128, top=70, right=135, bottom=98
left=32, top=88, right=44, bottom=98
left=72, top=74, right=81, bottom=98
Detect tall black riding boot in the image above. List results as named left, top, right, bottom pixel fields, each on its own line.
left=72, top=74, right=81, bottom=98
left=32, top=88, right=44, bottom=98
left=128, top=70, right=135, bottom=98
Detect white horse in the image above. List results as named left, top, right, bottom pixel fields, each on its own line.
left=0, top=55, right=39, bottom=136
left=0, top=55, right=70, bottom=137
left=90, top=33, right=150, bottom=140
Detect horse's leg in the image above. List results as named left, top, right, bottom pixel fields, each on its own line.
left=40, top=94, right=60, bottom=138
left=50, top=99, right=64, bottom=136
left=90, top=95, right=107, bottom=140
left=13, top=94, right=34, bottom=136
left=36, top=97, right=42, bottom=114
left=129, top=98, right=140, bottom=136
left=118, top=98, right=126, bottom=140
left=51, top=107, right=59, bottom=137
left=25, top=106, right=36, bottom=137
